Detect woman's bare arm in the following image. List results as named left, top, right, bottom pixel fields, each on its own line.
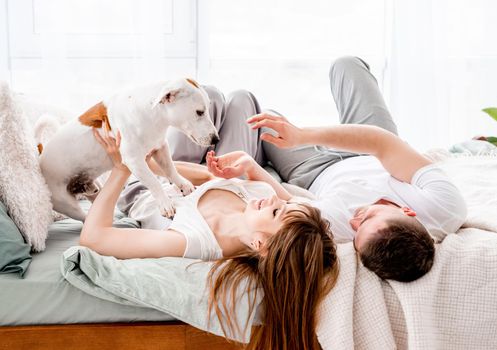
left=245, top=161, right=292, bottom=200
left=146, top=156, right=214, bottom=186
left=80, top=127, right=186, bottom=259
left=175, top=161, right=215, bottom=185
left=206, top=150, right=292, bottom=201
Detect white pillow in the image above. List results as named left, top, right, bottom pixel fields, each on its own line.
left=0, top=82, right=53, bottom=252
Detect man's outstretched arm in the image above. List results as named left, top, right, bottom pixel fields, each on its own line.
left=247, top=113, right=432, bottom=183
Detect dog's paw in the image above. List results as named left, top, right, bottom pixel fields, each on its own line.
left=159, top=198, right=176, bottom=218
left=175, top=178, right=195, bottom=196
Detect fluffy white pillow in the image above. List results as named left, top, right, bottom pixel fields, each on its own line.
left=0, top=82, right=53, bottom=252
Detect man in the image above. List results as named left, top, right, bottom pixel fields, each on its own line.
left=245, top=56, right=467, bottom=282
left=132, top=56, right=466, bottom=282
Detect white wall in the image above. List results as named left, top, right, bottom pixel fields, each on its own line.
left=385, top=0, right=497, bottom=150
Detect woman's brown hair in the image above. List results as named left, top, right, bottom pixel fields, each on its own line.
left=207, top=203, right=339, bottom=350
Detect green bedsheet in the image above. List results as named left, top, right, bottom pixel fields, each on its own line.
left=61, top=246, right=259, bottom=342
left=0, top=209, right=174, bottom=326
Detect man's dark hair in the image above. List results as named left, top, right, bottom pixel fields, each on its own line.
left=358, top=219, right=435, bottom=282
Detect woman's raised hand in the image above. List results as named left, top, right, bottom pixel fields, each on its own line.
left=92, top=124, right=129, bottom=172
left=206, top=150, right=254, bottom=179
left=247, top=113, right=302, bottom=148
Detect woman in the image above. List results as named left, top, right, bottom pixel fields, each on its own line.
left=79, top=124, right=339, bottom=350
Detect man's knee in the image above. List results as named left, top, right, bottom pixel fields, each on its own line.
left=227, top=89, right=257, bottom=106
left=203, top=84, right=225, bottom=110
left=203, top=85, right=224, bottom=103
left=329, top=56, right=370, bottom=81
left=226, top=89, right=260, bottom=116
left=202, top=85, right=226, bottom=128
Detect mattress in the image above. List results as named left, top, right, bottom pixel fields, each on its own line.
left=0, top=206, right=175, bottom=326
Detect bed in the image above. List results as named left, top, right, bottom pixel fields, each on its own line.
left=1, top=91, right=497, bottom=350
left=41, top=153, right=497, bottom=350
left=3, top=154, right=497, bottom=350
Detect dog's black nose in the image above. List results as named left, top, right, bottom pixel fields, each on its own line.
left=211, top=135, right=220, bottom=146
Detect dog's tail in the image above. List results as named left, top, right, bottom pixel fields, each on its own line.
left=34, top=113, right=60, bottom=154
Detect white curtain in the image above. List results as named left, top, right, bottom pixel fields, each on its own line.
left=37, top=0, right=72, bottom=106
left=208, top=0, right=497, bottom=150
left=6, top=0, right=496, bottom=148
left=385, top=0, right=497, bottom=150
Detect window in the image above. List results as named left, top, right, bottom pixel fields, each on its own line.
left=2, top=0, right=495, bottom=150
left=2, top=0, right=199, bottom=113
left=207, top=0, right=388, bottom=127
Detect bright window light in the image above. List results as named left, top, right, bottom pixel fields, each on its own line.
left=207, top=0, right=387, bottom=127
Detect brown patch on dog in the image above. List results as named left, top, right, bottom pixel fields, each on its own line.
left=186, top=78, right=200, bottom=89
left=102, top=115, right=111, bottom=130
left=78, top=102, right=112, bottom=130
left=37, top=143, right=43, bottom=154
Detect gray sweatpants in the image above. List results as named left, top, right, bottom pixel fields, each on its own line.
left=119, top=56, right=398, bottom=213
left=262, top=56, right=398, bottom=189
left=171, top=56, right=397, bottom=189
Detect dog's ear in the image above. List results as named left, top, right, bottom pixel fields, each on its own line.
left=152, top=87, right=185, bottom=108
left=186, top=78, right=200, bottom=88
left=78, top=102, right=111, bottom=129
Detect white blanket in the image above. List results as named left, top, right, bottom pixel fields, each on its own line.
left=317, top=155, right=497, bottom=350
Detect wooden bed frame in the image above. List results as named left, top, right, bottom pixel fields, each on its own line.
left=0, top=321, right=243, bottom=350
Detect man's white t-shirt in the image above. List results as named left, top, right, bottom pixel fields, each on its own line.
left=308, top=156, right=467, bottom=243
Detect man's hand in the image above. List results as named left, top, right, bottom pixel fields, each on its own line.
left=247, top=113, right=303, bottom=148
left=206, top=150, right=255, bottom=179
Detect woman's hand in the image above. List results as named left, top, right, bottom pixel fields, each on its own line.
left=247, top=113, right=303, bottom=148
left=206, top=150, right=255, bottom=179
left=92, top=124, right=130, bottom=173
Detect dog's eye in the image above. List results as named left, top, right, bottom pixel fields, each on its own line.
left=196, top=110, right=204, bottom=117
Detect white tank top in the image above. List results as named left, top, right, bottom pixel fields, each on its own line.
left=128, top=178, right=276, bottom=260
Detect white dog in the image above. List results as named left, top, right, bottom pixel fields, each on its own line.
left=38, top=78, right=219, bottom=221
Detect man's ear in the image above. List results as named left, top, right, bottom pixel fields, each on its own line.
left=402, top=207, right=417, bottom=217
left=152, top=87, right=184, bottom=108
